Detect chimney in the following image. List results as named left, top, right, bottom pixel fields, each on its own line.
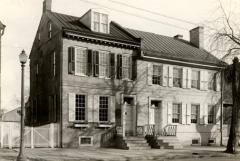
left=43, top=0, right=52, bottom=13
left=190, top=26, right=204, bottom=49
left=173, top=34, right=183, bottom=39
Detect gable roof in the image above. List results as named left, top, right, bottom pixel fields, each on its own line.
left=126, top=28, right=222, bottom=66
left=45, top=11, right=222, bottom=67
left=47, top=12, right=140, bottom=45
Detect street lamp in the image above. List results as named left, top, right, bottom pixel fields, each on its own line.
left=17, top=50, right=28, bottom=161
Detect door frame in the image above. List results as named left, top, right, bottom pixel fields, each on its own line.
left=121, top=94, right=137, bottom=136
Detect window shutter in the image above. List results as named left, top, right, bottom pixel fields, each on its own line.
left=93, top=51, right=99, bottom=77
left=162, top=65, right=168, bottom=86
left=182, top=68, right=187, bottom=88
left=204, top=104, right=208, bottom=124
left=200, top=70, right=205, bottom=90
left=187, top=68, right=192, bottom=88
left=68, top=93, right=75, bottom=122
left=117, top=54, right=122, bottom=79
left=132, top=57, right=137, bottom=80
left=204, top=71, right=209, bottom=90
left=68, top=47, right=75, bottom=74
left=147, top=63, right=153, bottom=85
left=167, top=101, right=172, bottom=124
left=199, top=103, right=205, bottom=124
left=149, top=106, right=155, bottom=125
left=215, top=72, right=221, bottom=91
left=216, top=105, right=220, bottom=124
left=168, top=65, right=173, bottom=87
left=87, top=49, right=93, bottom=76
left=186, top=103, right=191, bottom=124
left=129, top=56, right=132, bottom=80
left=93, top=95, right=99, bottom=122
left=75, top=48, right=81, bottom=75
left=110, top=96, right=116, bottom=123
left=109, top=53, right=115, bottom=78
left=181, top=102, right=187, bottom=124
left=87, top=95, right=93, bottom=122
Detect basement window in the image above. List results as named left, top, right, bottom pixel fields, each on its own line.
left=79, top=136, right=93, bottom=146
left=208, top=138, right=216, bottom=145
left=192, top=139, right=200, bottom=145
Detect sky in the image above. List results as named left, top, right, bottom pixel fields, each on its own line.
left=0, top=0, right=235, bottom=111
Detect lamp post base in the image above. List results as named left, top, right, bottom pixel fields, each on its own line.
left=16, top=155, right=28, bottom=161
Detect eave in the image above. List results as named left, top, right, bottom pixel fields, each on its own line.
left=63, top=29, right=141, bottom=50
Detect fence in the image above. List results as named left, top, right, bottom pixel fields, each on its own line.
left=0, top=122, right=59, bottom=149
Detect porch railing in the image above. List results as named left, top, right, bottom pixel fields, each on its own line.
left=160, top=125, right=177, bottom=136
left=144, top=124, right=155, bottom=136
left=100, top=125, right=117, bottom=147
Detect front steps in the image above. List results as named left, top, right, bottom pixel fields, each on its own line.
left=115, top=136, right=151, bottom=150
left=157, top=136, right=183, bottom=149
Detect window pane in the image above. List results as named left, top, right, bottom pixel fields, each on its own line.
left=122, top=55, right=130, bottom=79
left=152, top=65, right=162, bottom=85
left=208, top=105, right=215, bottom=124
left=99, top=51, right=110, bottom=77
left=94, top=12, right=100, bottom=22
left=99, top=96, right=108, bottom=122
left=191, top=104, right=199, bottom=123
left=172, top=103, right=181, bottom=123
left=101, top=24, right=108, bottom=33
left=102, top=14, right=108, bottom=24
left=173, top=68, right=182, bottom=87
left=191, top=70, right=199, bottom=89
left=75, top=95, right=85, bottom=121
left=76, top=48, right=87, bottom=75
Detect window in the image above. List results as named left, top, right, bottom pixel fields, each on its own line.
left=191, top=70, right=200, bottom=89
left=99, top=96, right=109, bottom=122
left=173, top=67, right=182, bottom=87
left=76, top=47, right=87, bottom=75
left=151, top=100, right=161, bottom=108
left=223, top=105, right=232, bottom=124
left=122, top=55, right=131, bottom=79
left=75, top=95, right=86, bottom=121
left=192, top=139, right=200, bottom=145
left=93, top=12, right=100, bottom=32
left=172, top=103, right=181, bottom=123
left=191, top=104, right=199, bottom=123
left=93, top=12, right=109, bottom=33
left=99, top=51, right=110, bottom=77
left=208, top=72, right=215, bottom=90
left=79, top=136, right=93, bottom=146
left=152, top=65, right=162, bottom=85
left=123, top=97, right=134, bottom=105
left=208, top=105, right=215, bottom=124
left=48, top=22, right=52, bottom=39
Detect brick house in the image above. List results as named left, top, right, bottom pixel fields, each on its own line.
left=28, top=0, right=225, bottom=148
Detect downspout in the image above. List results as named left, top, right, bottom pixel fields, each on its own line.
left=220, top=69, right=223, bottom=146
left=59, top=34, right=63, bottom=148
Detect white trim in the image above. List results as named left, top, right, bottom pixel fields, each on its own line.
left=74, top=124, right=89, bottom=128
left=143, top=55, right=222, bottom=69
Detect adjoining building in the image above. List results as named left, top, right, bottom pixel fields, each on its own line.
left=28, top=0, right=226, bottom=148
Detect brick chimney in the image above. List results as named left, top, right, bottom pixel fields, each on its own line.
left=190, top=26, right=204, bottom=49
left=43, top=0, right=52, bottom=13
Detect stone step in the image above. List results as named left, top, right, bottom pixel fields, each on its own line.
left=125, top=140, right=147, bottom=144
left=125, top=137, right=146, bottom=141
left=127, top=143, right=150, bottom=147
left=128, top=146, right=151, bottom=150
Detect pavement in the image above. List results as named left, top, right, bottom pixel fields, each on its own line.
left=0, top=146, right=239, bottom=161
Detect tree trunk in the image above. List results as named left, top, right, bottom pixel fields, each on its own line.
left=226, top=58, right=240, bottom=153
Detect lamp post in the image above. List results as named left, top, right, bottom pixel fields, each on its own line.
left=17, top=50, right=28, bottom=161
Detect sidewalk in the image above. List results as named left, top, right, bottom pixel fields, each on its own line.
left=0, top=146, right=239, bottom=161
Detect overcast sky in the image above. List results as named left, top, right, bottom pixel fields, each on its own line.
left=0, top=0, right=235, bottom=111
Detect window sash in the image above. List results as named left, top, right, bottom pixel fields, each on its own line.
left=173, top=68, right=182, bottom=87
left=75, top=95, right=86, bottom=121
left=122, top=55, right=131, bottom=79
left=152, top=65, right=162, bottom=85
left=208, top=105, right=215, bottom=124
left=172, top=103, right=181, bottom=123
left=191, top=105, right=199, bottom=123
left=75, top=48, right=87, bottom=75
left=99, top=96, right=109, bottom=122
left=99, top=51, right=110, bottom=77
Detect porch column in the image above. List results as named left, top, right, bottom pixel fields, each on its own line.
left=121, top=102, right=126, bottom=138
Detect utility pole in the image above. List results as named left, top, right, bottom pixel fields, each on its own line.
left=0, top=21, right=6, bottom=119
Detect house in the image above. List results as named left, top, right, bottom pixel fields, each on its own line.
left=28, top=0, right=225, bottom=148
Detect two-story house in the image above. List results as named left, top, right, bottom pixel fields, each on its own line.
left=28, top=0, right=224, bottom=149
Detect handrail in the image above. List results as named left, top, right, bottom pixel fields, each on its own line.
left=144, top=124, right=155, bottom=136
left=161, top=125, right=177, bottom=136
left=100, top=125, right=117, bottom=147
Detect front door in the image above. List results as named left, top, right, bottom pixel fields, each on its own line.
left=151, top=100, right=162, bottom=135
left=123, top=96, right=135, bottom=136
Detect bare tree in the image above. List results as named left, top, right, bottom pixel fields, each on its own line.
left=208, top=0, right=240, bottom=153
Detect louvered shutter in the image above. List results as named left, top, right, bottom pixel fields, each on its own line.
left=199, top=103, right=205, bottom=124
left=204, top=104, right=208, bottom=124
left=168, top=65, right=173, bottom=87
left=93, top=51, right=99, bottom=77
left=75, top=48, right=81, bottom=75
left=68, top=93, right=75, bottom=122
left=68, top=47, right=75, bottom=74
left=87, top=49, right=93, bottom=76
left=182, top=68, right=187, bottom=88
left=110, top=53, right=115, bottom=78
left=87, top=95, right=93, bottom=122
left=117, top=54, right=122, bottom=79
left=181, top=102, right=187, bottom=124
left=216, top=72, right=221, bottom=91
left=162, top=65, right=168, bottom=86
left=93, top=95, right=99, bottom=122
left=187, top=68, right=192, bottom=88
left=216, top=105, right=221, bottom=124
left=129, top=56, right=132, bottom=80
left=204, top=71, right=209, bottom=90
left=186, top=103, right=191, bottom=124
left=110, top=96, right=116, bottom=123
left=147, top=63, right=153, bottom=85
left=200, top=70, right=205, bottom=90
left=167, top=101, right=172, bottom=124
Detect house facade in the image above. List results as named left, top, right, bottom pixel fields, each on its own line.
left=28, top=0, right=225, bottom=148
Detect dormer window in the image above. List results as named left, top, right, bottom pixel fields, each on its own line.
left=93, top=12, right=109, bottom=34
